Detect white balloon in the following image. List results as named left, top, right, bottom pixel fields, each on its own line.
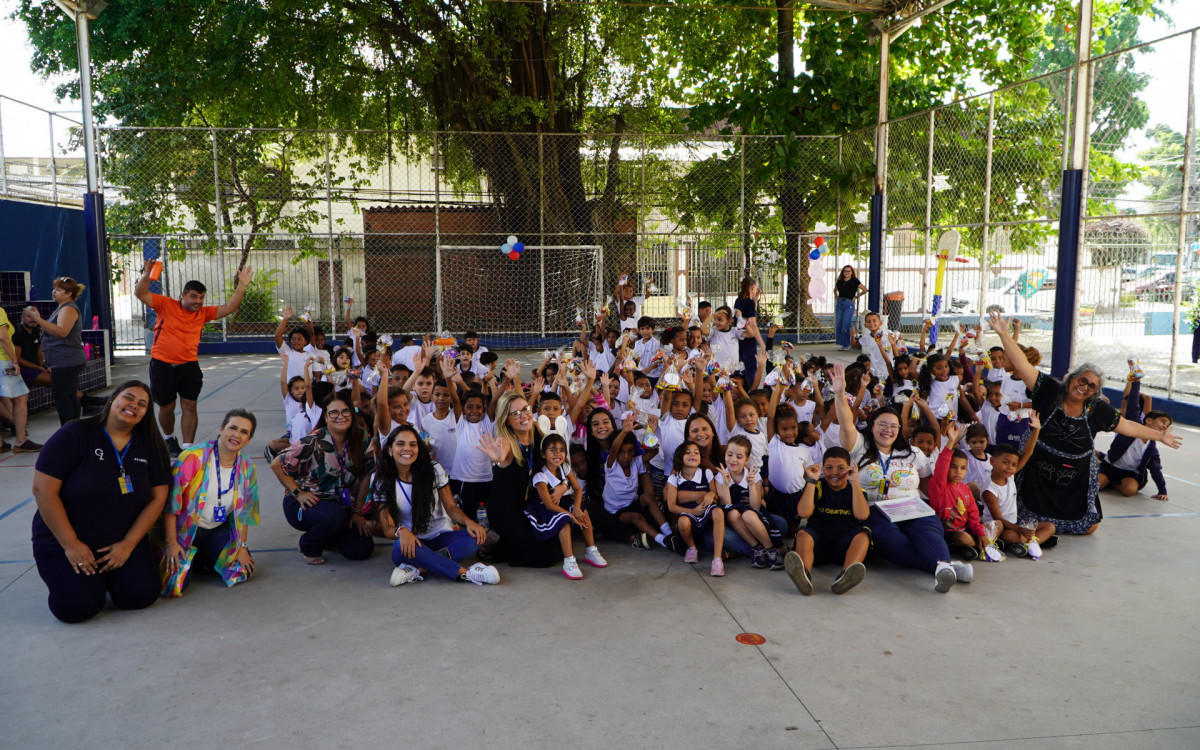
left=507, top=235, right=518, bottom=245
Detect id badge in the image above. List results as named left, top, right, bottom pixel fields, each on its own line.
left=338, top=487, right=353, bottom=508
left=118, top=474, right=133, bottom=494
left=213, top=504, right=227, bottom=523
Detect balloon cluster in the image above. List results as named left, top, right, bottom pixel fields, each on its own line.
left=500, top=235, right=525, bottom=261
left=807, top=235, right=829, bottom=261
left=434, top=334, right=459, bottom=360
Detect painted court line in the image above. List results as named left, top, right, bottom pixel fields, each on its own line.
left=1108, top=512, right=1200, bottom=519
left=0, top=497, right=34, bottom=521
left=1163, top=473, right=1200, bottom=488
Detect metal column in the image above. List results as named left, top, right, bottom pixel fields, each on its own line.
left=921, top=109, right=935, bottom=313
left=324, top=132, right=336, bottom=337
left=979, top=94, right=996, bottom=319
left=539, top=132, right=546, bottom=338
left=433, top=132, right=443, bottom=334
left=211, top=129, right=228, bottom=341
left=1168, top=30, right=1197, bottom=397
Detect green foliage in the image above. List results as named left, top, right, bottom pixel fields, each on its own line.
left=228, top=268, right=282, bottom=324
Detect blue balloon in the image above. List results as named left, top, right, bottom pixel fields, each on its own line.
left=501, top=243, right=513, bottom=253
left=809, top=248, right=821, bottom=260
left=513, top=242, right=525, bottom=253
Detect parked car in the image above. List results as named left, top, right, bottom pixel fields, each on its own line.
left=1131, top=272, right=1200, bottom=302
left=950, top=271, right=1057, bottom=314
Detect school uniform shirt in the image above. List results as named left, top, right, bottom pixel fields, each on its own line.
left=422, top=410, right=458, bottom=470
left=890, top=378, right=917, bottom=405
left=709, top=327, right=741, bottom=372
left=730, top=424, right=767, bottom=473
left=590, top=342, right=614, bottom=372
left=603, top=456, right=645, bottom=513
left=965, top=452, right=992, bottom=489
left=386, top=462, right=455, bottom=540
left=279, top=344, right=318, bottom=383
left=982, top=478, right=1017, bottom=524
left=650, top=413, right=687, bottom=471
left=847, top=432, right=932, bottom=504
left=32, top=422, right=171, bottom=555
left=391, top=345, right=422, bottom=370
left=619, top=317, right=639, bottom=335
left=708, top=398, right=730, bottom=444
left=768, top=434, right=809, bottom=494
left=1111, top=438, right=1149, bottom=473
left=788, top=399, right=817, bottom=425
left=928, top=375, right=961, bottom=419
left=998, top=372, right=1030, bottom=416
left=533, top=464, right=575, bottom=497
left=346, top=328, right=366, bottom=367
left=861, top=328, right=899, bottom=380
left=634, top=338, right=663, bottom=377
left=714, top=470, right=755, bottom=507
left=289, top=403, right=323, bottom=444
left=806, top=480, right=864, bottom=534
left=410, top=397, right=436, bottom=431
left=668, top=469, right=715, bottom=496
left=977, top=402, right=1000, bottom=443
left=450, top=415, right=494, bottom=483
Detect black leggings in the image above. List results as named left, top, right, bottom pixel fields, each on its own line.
left=50, top=363, right=84, bottom=426
left=34, top=538, right=160, bottom=623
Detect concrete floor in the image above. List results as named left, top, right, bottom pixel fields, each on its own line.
left=2, top=349, right=1199, bottom=749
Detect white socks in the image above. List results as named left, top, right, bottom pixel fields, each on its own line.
left=659, top=523, right=671, bottom=536
left=654, top=533, right=667, bottom=548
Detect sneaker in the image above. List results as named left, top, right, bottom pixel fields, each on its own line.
left=264, top=444, right=277, bottom=462
left=1026, top=538, right=1043, bottom=560
left=710, top=557, right=725, bottom=576
left=562, top=556, right=583, bottom=580
left=751, top=547, right=769, bottom=569
left=838, top=346, right=851, bottom=351
left=683, top=547, right=699, bottom=564
left=630, top=533, right=652, bottom=550
left=665, top=534, right=687, bottom=555
left=464, top=562, right=500, bottom=585
left=831, top=562, right=866, bottom=595
left=956, top=545, right=979, bottom=562
left=934, top=561, right=957, bottom=593
left=166, top=437, right=183, bottom=458
left=784, top=551, right=813, bottom=596
left=0, top=441, right=10, bottom=453
left=1040, top=535, right=1059, bottom=550
left=583, top=546, right=608, bottom=568
left=1005, top=540, right=1029, bottom=558
left=768, top=548, right=785, bottom=570
left=12, top=440, right=42, bottom=454
left=389, top=563, right=423, bottom=586
left=950, top=560, right=974, bottom=583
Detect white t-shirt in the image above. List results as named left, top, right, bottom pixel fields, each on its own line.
left=978, top=402, right=1000, bottom=443
left=634, top=338, right=662, bottom=377
left=533, top=463, right=574, bottom=498
left=422, top=410, right=458, bottom=470
left=279, top=344, right=317, bottom=383
left=730, top=424, right=767, bottom=474
left=998, top=372, right=1030, bottom=417
left=651, top=413, right=687, bottom=471
left=619, top=317, right=639, bottom=335
left=965, top=452, right=992, bottom=488
left=708, top=398, right=730, bottom=444
left=1112, top=439, right=1149, bottom=473
left=284, top=395, right=307, bottom=425
left=862, top=328, right=899, bottom=378
left=767, top=434, right=809, bottom=494
left=589, top=342, right=614, bottom=372
left=450, top=415, right=494, bottom=483
left=891, top=378, right=917, bottom=405
left=848, top=432, right=932, bottom=504
left=391, top=345, right=422, bottom=370
left=198, top=454, right=237, bottom=530
left=788, top=399, right=817, bottom=425
left=288, top=404, right=323, bottom=445
left=410, top=397, right=436, bottom=431
left=346, top=328, right=366, bottom=367
left=928, top=375, right=960, bottom=419
left=709, top=327, right=741, bottom=371
left=603, top=456, right=644, bottom=513
left=982, top=478, right=1017, bottom=524
left=391, top=462, right=454, bottom=540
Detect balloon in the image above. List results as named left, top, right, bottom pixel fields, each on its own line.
left=513, top=242, right=525, bottom=253
left=809, top=248, right=821, bottom=261
left=507, top=235, right=518, bottom=245
left=507, top=250, right=520, bottom=261
left=814, top=236, right=825, bottom=248
left=501, top=243, right=512, bottom=253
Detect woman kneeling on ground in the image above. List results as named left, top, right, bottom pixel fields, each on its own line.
left=375, top=424, right=498, bottom=586
left=272, top=390, right=377, bottom=564
left=160, top=408, right=260, bottom=595
left=31, top=381, right=170, bottom=622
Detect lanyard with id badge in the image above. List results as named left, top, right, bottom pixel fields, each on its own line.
left=213, top=460, right=237, bottom=523
left=105, top=429, right=134, bottom=495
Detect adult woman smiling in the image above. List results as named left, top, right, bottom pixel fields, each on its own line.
left=834, top=265, right=866, bottom=351
left=25, top=276, right=88, bottom=425
left=31, top=381, right=171, bottom=622
left=684, top=412, right=723, bottom=470
left=986, top=313, right=1182, bottom=536
left=829, top=363, right=968, bottom=594
left=161, top=409, right=261, bottom=595
left=272, top=391, right=376, bottom=564
left=375, top=424, right=498, bottom=586
left=477, top=390, right=561, bottom=568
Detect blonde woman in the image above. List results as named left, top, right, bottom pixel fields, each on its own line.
left=477, top=390, right=560, bottom=568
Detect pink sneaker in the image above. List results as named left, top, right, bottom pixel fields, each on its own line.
left=684, top=547, right=699, bottom=564
left=710, top=558, right=725, bottom=577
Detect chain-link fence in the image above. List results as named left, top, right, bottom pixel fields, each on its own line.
left=0, top=94, right=87, bottom=206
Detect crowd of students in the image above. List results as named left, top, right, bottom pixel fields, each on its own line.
left=27, top=272, right=1185, bottom=622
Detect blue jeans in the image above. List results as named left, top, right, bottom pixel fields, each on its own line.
left=282, top=496, right=375, bottom=560
left=865, top=508, right=949, bottom=573
left=702, top=513, right=787, bottom=557
left=835, top=299, right=856, bottom=348
left=392, top=529, right=477, bottom=580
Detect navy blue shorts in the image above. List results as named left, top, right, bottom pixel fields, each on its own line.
left=1098, top=461, right=1142, bottom=489
left=800, top=523, right=870, bottom=565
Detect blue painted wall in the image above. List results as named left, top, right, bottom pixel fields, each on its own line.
left=0, top=199, right=92, bottom=321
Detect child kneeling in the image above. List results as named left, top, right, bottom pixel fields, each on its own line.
left=784, top=447, right=871, bottom=596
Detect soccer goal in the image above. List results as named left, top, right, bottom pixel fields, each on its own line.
left=435, top=244, right=604, bottom=349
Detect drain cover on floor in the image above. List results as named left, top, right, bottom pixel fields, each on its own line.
left=735, top=632, right=766, bottom=645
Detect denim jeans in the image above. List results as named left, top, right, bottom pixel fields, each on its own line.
left=835, top=299, right=856, bottom=348
left=391, top=529, right=477, bottom=580
left=864, top=508, right=949, bottom=573
left=282, top=496, right=374, bottom=560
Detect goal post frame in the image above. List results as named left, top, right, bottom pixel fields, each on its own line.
left=434, top=244, right=604, bottom=343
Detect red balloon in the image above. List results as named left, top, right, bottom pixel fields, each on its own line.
left=507, top=250, right=520, bottom=260
left=814, top=236, right=825, bottom=248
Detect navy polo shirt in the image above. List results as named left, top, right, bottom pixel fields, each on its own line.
left=32, top=422, right=171, bottom=555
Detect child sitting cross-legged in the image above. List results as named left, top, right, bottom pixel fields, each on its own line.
left=928, top=422, right=989, bottom=561
left=981, top=414, right=1049, bottom=559
left=783, top=446, right=871, bottom=596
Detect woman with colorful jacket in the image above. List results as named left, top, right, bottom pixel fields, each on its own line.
left=161, top=409, right=260, bottom=595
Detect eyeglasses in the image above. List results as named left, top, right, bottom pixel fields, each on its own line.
left=875, top=422, right=901, bottom=433
left=509, top=406, right=533, bottom=417
left=1076, top=378, right=1100, bottom=392
left=327, top=409, right=353, bottom=419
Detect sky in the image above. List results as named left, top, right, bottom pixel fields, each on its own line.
left=0, top=1, right=1198, bottom=157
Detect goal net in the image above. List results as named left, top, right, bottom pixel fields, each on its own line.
left=435, top=245, right=604, bottom=349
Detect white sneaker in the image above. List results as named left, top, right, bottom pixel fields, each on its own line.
left=934, top=561, right=957, bottom=593
left=583, top=546, right=608, bottom=568
left=389, top=563, right=423, bottom=586
left=950, top=561, right=974, bottom=583
left=1027, top=538, right=1043, bottom=560
left=562, top=556, right=583, bottom=580
left=465, top=562, right=500, bottom=586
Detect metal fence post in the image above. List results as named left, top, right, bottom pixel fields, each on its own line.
left=922, top=109, right=935, bottom=314
left=0, top=98, right=7, bottom=196
left=1168, top=30, right=1197, bottom=398
left=48, top=113, right=58, bottom=204
left=979, top=94, right=996, bottom=318
left=539, top=132, right=546, bottom=338
left=210, top=129, right=228, bottom=342
left=325, top=131, right=337, bottom=337
left=433, top=131, right=443, bottom=334
left=740, top=134, right=746, bottom=272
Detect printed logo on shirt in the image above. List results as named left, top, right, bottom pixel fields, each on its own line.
left=133, top=457, right=148, bottom=464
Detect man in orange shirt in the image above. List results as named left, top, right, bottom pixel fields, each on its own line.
left=134, top=260, right=253, bottom=456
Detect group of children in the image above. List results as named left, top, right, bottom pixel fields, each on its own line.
left=264, top=279, right=1173, bottom=593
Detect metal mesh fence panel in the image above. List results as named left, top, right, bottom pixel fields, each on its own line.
left=0, top=95, right=86, bottom=206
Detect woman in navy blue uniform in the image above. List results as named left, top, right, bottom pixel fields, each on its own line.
left=31, top=380, right=171, bottom=623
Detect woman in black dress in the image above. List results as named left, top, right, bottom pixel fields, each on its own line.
left=476, top=390, right=561, bottom=567
left=987, top=313, right=1181, bottom=535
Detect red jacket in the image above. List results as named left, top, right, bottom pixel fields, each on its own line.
left=928, top=448, right=986, bottom=537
